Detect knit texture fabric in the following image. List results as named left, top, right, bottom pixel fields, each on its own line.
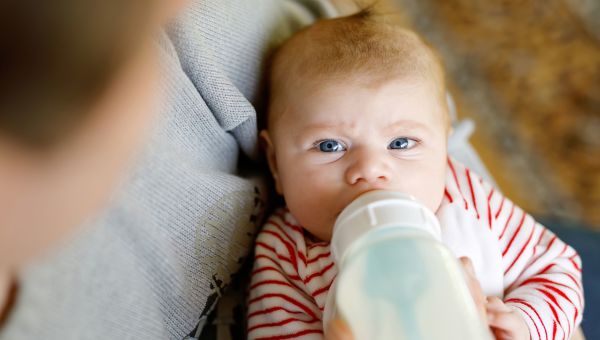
left=0, top=1, right=335, bottom=339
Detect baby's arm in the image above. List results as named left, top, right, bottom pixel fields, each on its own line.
left=485, top=182, right=583, bottom=340
left=247, top=220, right=323, bottom=340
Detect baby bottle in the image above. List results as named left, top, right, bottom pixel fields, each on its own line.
left=325, top=191, right=491, bottom=340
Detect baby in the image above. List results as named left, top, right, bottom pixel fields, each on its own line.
left=247, top=9, right=583, bottom=340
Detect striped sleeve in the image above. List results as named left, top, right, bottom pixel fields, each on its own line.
left=448, top=158, right=584, bottom=340
left=247, top=215, right=324, bottom=340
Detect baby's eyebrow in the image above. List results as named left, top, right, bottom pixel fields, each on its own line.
left=293, top=123, right=346, bottom=141
left=298, top=122, right=354, bottom=133
left=294, top=120, right=431, bottom=140
left=385, top=120, right=430, bottom=132
left=303, top=120, right=356, bottom=129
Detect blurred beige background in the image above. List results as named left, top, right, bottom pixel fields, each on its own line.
left=334, top=0, right=600, bottom=230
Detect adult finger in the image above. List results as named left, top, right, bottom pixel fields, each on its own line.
left=325, top=318, right=354, bottom=340
left=459, top=257, right=487, bottom=322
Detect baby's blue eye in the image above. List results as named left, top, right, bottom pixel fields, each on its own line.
left=388, top=137, right=417, bottom=150
left=317, top=139, right=346, bottom=152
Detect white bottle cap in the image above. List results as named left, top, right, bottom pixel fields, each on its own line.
left=331, top=190, right=442, bottom=265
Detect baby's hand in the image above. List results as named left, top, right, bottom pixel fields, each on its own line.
left=486, top=296, right=530, bottom=340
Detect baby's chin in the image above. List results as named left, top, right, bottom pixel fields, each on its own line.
left=304, top=229, right=331, bottom=244
left=300, top=218, right=334, bottom=243
left=287, top=207, right=335, bottom=241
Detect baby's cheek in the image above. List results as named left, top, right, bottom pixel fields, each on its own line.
left=424, top=174, right=446, bottom=213
left=401, top=172, right=445, bottom=212
left=286, top=185, right=338, bottom=241
left=279, top=160, right=344, bottom=240
left=416, top=157, right=447, bottom=211
left=286, top=200, right=332, bottom=240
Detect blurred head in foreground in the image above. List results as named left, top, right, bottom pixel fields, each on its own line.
left=0, top=0, right=184, bottom=274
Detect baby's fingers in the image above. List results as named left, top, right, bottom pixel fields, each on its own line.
left=486, top=297, right=529, bottom=340
left=487, top=308, right=518, bottom=330
left=488, top=311, right=528, bottom=340
left=486, top=297, right=512, bottom=328
left=486, top=296, right=510, bottom=313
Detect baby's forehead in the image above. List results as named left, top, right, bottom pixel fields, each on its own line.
left=270, top=76, right=449, bottom=132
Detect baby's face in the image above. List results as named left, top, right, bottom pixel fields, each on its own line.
left=263, top=77, right=449, bottom=241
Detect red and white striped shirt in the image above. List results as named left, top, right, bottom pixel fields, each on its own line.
left=247, top=158, right=583, bottom=340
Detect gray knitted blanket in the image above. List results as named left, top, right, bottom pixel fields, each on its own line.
left=0, top=1, right=335, bottom=339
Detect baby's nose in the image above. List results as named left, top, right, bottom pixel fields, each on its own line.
left=345, top=149, right=391, bottom=185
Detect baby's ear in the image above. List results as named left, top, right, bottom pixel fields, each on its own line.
left=259, top=130, right=283, bottom=194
